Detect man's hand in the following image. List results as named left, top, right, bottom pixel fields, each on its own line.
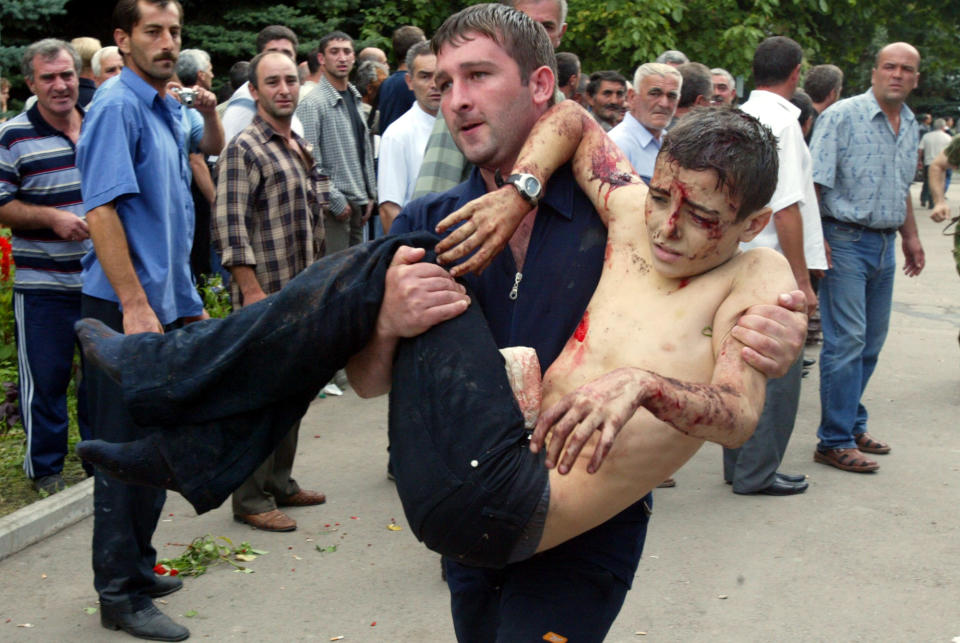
left=377, top=246, right=470, bottom=339
left=190, top=86, right=217, bottom=116
left=530, top=368, right=644, bottom=475
left=334, top=203, right=352, bottom=222
left=731, top=291, right=807, bottom=378
left=49, top=209, right=90, bottom=242
left=434, top=187, right=532, bottom=277
left=361, top=202, right=375, bottom=224
left=122, top=301, right=163, bottom=335
left=931, top=203, right=951, bottom=223
left=902, top=235, right=925, bottom=277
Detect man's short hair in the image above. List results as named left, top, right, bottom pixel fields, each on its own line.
left=933, top=117, right=947, bottom=130
left=229, top=60, right=251, bottom=90
left=586, top=70, right=626, bottom=96
left=256, top=25, right=298, bottom=54
left=319, top=31, right=354, bottom=55
left=499, top=0, right=569, bottom=24
left=405, top=41, right=434, bottom=73
left=655, top=50, right=688, bottom=65
left=803, top=64, right=843, bottom=103
left=176, top=48, right=210, bottom=86
left=710, top=67, right=734, bottom=86
left=556, top=52, right=580, bottom=87
left=355, top=59, right=389, bottom=95
left=660, top=107, right=778, bottom=221
left=306, top=47, right=321, bottom=74
left=70, top=37, right=101, bottom=72
left=248, top=51, right=294, bottom=90
left=789, top=89, right=816, bottom=127
left=677, top=62, right=711, bottom=108
left=633, top=62, right=682, bottom=92
left=432, top=3, right=556, bottom=87
left=392, top=25, right=426, bottom=66
left=753, top=36, right=803, bottom=86
left=22, top=38, right=81, bottom=82
left=91, top=46, right=120, bottom=77
left=113, top=0, right=182, bottom=34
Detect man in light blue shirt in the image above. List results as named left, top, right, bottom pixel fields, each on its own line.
left=608, top=63, right=680, bottom=184
left=808, top=42, right=925, bottom=474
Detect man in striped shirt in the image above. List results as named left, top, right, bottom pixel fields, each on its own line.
left=0, top=38, right=92, bottom=494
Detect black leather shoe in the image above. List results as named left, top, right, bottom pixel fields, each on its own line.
left=146, top=575, right=183, bottom=598
left=101, top=604, right=189, bottom=641
left=757, top=478, right=809, bottom=496
left=775, top=471, right=807, bottom=483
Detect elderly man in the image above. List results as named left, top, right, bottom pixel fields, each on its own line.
left=809, top=42, right=925, bottom=473
left=608, top=62, right=681, bottom=184
left=586, top=70, right=627, bottom=131
left=92, top=46, right=123, bottom=85
left=0, top=39, right=92, bottom=495
left=711, top=67, right=737, bottom=105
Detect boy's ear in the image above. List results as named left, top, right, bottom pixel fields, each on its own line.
left=737, top=206, right=772, bottom=243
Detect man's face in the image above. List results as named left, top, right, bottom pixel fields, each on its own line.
left=435, top=34, right=540, bottom=172
left=871, top=44, right=919, bottom=106
left=319, top=39, right=355, bottom=80
left=406, top=53, right=440, bottom=116
left=95, top=51, right=124, bottom=85
left=262, top=38, right=296, bottom=59
left=711, top=74, right=735, bottom=105
left=251, top=53, right=300, bottom=121
left=26, top=49, right=79, bottom=118
left=115, top=0, right=181, bottom=85
left=645, top=156, right=758, bottom=279
left=591, top=80, right=626, bottom=125
left=632, top=73, right=679, bottom=135
left=196, top=63, right=214, bottom=90
left=514, top=0, right=566, bottom=49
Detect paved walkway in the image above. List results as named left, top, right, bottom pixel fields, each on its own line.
left=0, top=185, right=957, bottom=641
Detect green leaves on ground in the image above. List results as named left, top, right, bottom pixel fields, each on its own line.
left=157, top=535, right=266, bottom=577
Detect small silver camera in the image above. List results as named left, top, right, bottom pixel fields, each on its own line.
left=173, top=87, right=196, bottom=107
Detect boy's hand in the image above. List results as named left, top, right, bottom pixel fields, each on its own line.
left=530, top=368, right=643, bottom=475
left=434, top=186, right=531, bottom=276
left=732, top=291, right=807, bottom=378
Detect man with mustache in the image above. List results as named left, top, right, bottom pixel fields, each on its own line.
left=608, top=62, right=681, bottom=184
left=296, top=31, right=376, bottom=253
left=76, top=0, right=208, bottom=639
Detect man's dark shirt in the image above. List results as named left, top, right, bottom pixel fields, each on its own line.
left=78, top=77, right=96, bottom=108
left=377, top=70, right=415, bottom=135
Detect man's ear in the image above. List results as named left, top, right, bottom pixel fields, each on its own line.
left=738, top=206, right=772, bottom=243
left=694, top=94, right=711, bottom=107
left=529, top=65, right=556, bottom=107
left=114, top=29, right=130, bottom=56
left=404, top=70, right=413, bottom=91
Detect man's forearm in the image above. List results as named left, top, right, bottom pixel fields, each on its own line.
left=345, top=330, right=398, bottom=398
left=198, top=111, right=225, bottom=156
left=87, top=204, right=150, bottom=310
left=929, top=155, right=949, bottom=206
left=190, top=154, right=216, bottom=204
left=379, top=201, right=401, bottom=234
left=773, top=204, right=810, bottom=289
left=0, top=200, right=68, bottom=229
left=227, top=265, right=265, bottom=305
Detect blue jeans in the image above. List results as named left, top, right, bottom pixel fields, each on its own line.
left=816, top=220, right=897, bottom=449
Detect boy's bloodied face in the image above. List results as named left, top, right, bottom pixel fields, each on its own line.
left=644, top=155, right=760, bottom=279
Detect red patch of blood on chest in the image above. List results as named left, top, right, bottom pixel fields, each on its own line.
left=574, top=311, right=590, bottom=342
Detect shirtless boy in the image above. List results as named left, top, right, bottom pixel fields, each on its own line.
left=77, top=102, right=794, bottom=568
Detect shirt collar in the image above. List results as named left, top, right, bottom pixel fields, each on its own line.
left=25, top=101, right=84, bottom=137
left=747, top=89, right=801, bottom=119
left=864, top=88, right=916, bottom=125
left=119, top=66, right=180, bottom=112
left=318, top=75, right=361, bottom=107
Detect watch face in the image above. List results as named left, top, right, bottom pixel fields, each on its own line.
left=523, top=176, right=540, bottom=194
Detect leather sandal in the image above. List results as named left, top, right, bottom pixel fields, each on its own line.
left=234, top=509, right=297, bottom=531
left=854, top=432, right=891, bottom=454
left=278, top=489, right=326, bottom=506
left=814, top=447, right=879, bottom=473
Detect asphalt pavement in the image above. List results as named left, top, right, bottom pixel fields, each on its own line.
left=0, top=184, right=957, bottom=641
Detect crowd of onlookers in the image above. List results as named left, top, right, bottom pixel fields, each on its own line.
left=0, top=0, right=953, bottom=641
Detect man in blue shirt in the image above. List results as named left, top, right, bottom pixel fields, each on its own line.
left=809, top=42, right=925, bottom=474
left=76, top=0, right=208, bottom=640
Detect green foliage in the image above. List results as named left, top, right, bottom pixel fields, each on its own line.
left=0, top=0, right=70, bottom=77
left=157, top=535, right=266, bottom=576
left=197, top=274, right=233, bottom=319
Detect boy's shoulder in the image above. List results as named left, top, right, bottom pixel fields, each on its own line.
left=725, top=246, right=794, bottom=298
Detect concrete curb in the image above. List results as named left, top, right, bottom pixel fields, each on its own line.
left=0, top=477, right=93, bottom=562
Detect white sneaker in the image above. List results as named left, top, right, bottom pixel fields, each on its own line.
left=322, top=383, right=344, bottom=396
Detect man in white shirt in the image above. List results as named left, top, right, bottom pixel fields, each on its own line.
left=377, top=41, right=440, bottom=233
left=724, top=36, right=824, bottom=496
left=608, top=62, right=681, bottom=184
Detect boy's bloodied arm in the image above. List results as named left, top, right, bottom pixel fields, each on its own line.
left=435, top=101, right=643, bottom=275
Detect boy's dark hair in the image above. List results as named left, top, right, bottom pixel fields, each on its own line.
left=392, top=25, right=426, bottom=66
left=660, top=107, right=779, bottom=221
left=803, top=64, right=843, bottom=103
left=677, top=62, right=711, bottom=108
left=432, top=3, right=556, bottom=87
left=256, top=25, right=298, bottom=54
left=113, top=0, right=182, bottom=34
left=753, top=36, right=803, bottom=87
left=586, top=70, right=625, bottom=97
left=318, top=31, right=353, bottom=55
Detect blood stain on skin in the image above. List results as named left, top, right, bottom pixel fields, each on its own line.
left=590, top=145, right=635, bottom=208
left=574, top=311, right=590, bottom=342
left=604, top=242, right=614, bottom=264
left=677, top=278, right=690, bottom=289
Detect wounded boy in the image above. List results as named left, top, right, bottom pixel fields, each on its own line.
left=76, top=105, right=795, bottom=567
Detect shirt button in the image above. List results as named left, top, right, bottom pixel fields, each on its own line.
left=470, top=460, right=478, bottom=468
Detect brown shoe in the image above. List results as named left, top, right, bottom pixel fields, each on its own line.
left=854, top=432, right=891, bottom=454
left=234, top=509, right=297, bottom=531
left=278, top=489, right=326, bottom=507
left=657, top=477, right=676, bottom=488
left=814, top=448, right=879, bottom=473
